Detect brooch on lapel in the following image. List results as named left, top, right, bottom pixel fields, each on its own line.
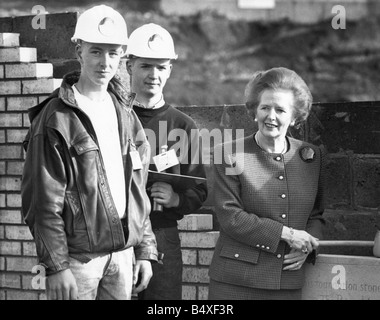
left=299, top=147, right=315, bottom=163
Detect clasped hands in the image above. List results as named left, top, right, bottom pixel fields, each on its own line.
left=282, top=227, right=319, bottom=271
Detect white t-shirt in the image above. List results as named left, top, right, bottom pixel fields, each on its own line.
left=72, top=85, right=126, bottom=219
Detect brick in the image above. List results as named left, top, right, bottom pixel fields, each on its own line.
left=198, top=249, right=214, bottom=266
left=0, top=177, right=22, bottom=191
left=6, top=256, right=38, bottom=272
left=0, top=161, right=5, bottom=175
left=198, top=286, right=209, bottom=300
left=0, top=47, right=37, bottom=63
left=6, top=289, right=39, bottom=300
left=0, top=193, right=5, bottom=207
left=178, top=214, right=213, bottom=231
left=23, top=241, right=37, bottom=256
left=0, top=257, right=5, bottom=270
left=23, top=113, right=30, bottom=127
left=0, top=240, right=22, bottom=255
left=0, top=290, right=5, bottom=300
left=5, top=63, right=53, bottom=79
left=22, top=78, right=62, bottom=94
left=7, top=96, right=37, bottom=111
left=0, top=97, right=5, bottom=111
left=0, top=113, right=22, bottom=126
left=5, top=225, right=33, bottom=240
left=0, top=65, right=3, bottom=78
left=0, top=210, right=22, bottom=224
left=0, top=225, right=4, bottom=239
left=182, top=285, right=196, bottom=300
left=0, top=145, right=23, bottom=160
left=7, top=161, right=24, bottom=175
left=180, top=231, right=219, bottom=248
left=7, top=194, right=21, bottom=207
left=0, top=272, right=21, bottom=289
left=0, top=129, right=4, bottom=143
left=0, top=80, right=21, bottom=94
left=7, top=129, right=28, bottom=143
left=182, top=266, right=210, bottom=283
left=182, top=249, right=197, bottom=265
left=0, top=33, right=20, bottom=47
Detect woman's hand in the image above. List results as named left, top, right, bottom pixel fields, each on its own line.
left=283, top=248, right=308, bottom=271
left=281, top=226, right=319, bottom=253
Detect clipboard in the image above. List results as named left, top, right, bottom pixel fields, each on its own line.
left=148, top=170, right=207, bottom=191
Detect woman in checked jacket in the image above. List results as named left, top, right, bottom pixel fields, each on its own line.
left=209, top=67, right=326, bottom=300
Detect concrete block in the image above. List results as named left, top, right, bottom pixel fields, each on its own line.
left=0, top=97, right=5, bottom=111
left=182, top=249, right=197, bottom=265
left=0, top=194, right=4, bottom=207
left=178, top=214, right=213, bottom=231
left=5, top=225, right=33, bottom=241
left=7, top=96, right=37, bottom=112
left=5, top=63, right=53, bottom=78
left=182, top=266, right=210, bottom=283
left=0, top=33, right=20, bottom=47
left=198, top=286, right=209, bottom=300
left=22, top=78, right=62, bottom=94
left=198, top=249, right=214, bottom=266
left=0, top=241, right=22, bottom=255
left=0, top=65, right=3, bottom=78
left=182, top=285, right=196, bottom=300
left=0, top=273, right=21, bottom=289
left=22, top=242, right=37, bottom=257
left=0, top=113, right=22, bottom=127
left=0, top=145, right=23, bottom=160
left=0, top=130, right=4, bottom=143
left=7, top=161, right=24, bottom=175
left=180, top=231, right=219, bottom=248
left=7, top=129, right=28, bottom=143
left=302, top=254, right=380, bottom=300
left=6, top=289, right=39, bottom=300
left=0, top=210, right=22, bottom=224
left=0, top=177, right=22, bottom=191
left=0, top=47, right=36, bottom=63
left=6, top=194, right=21, bottom=207
left=6, top=256, right=38, bottom=272
left=0, top=80, right=21, bottom=95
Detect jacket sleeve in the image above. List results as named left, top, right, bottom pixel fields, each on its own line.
left=21, top=127, right=70, bottom=274
left=164, top=126, right=208, bottom=220
left=306, top=146, right=327, bottom=264
left=133, top=139, right=158, bottom=262
left=212, top=143, right=283, bottom=254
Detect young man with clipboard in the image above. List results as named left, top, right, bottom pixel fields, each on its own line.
left=126, top=23, right=208, bottom=300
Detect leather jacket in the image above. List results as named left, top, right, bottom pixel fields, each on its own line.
left=21, top=71, right=158, bottom=274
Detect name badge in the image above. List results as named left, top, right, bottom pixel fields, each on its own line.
left=153, top=149, right=179, bottom=172
left=130, top=150, right=143, bottom=170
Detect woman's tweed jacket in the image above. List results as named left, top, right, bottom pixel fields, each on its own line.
left=209, top=133, right=326, bottom=290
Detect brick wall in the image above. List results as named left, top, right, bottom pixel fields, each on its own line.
left=0, top=32, right=218, bottom=300
left=0, top=32, right=62, bottom=300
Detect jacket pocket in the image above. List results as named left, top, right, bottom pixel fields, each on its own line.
left=220, top=243, right=260, bottom=265
left=66, top=191, right=86, bottom=231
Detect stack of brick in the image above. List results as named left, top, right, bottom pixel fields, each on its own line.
left=178, top=213, right=219, bottom=300
left=0, top=32, right=62, bottom=300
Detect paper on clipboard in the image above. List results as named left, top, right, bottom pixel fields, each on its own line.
left=148, top=170, right=207, bottom=191
left=152, top=149, right=179, bottom=172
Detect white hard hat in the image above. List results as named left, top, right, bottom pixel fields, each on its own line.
left=126, top=23, right=178, bottom=60
left=71, top=5, right=128, bottom=45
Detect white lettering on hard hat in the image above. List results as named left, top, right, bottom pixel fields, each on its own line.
left=98, top=17, right=115, bottom=36
left=148, top=34, right=164, bottom=52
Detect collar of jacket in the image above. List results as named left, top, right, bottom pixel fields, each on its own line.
left=28, top=70, right=135, bottom=123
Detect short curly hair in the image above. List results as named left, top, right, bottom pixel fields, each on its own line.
left=245, top=67, right=313, bottom=126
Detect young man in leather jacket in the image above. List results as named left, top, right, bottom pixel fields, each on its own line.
left=21, top=5, right=157, bottom=300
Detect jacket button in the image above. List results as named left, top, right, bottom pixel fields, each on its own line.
left=256, top=244, right=260, bottom=248
left=234, top=254, right=239, bottom=258
left=281, top=194, right=286, bottom=199
left=279, top=175, right=284, bottom=180
left=261, top=245, right=265, bottom=249
left=277, top=254, right=282, bottom=259
left=275, top=156, right=281, bottom=161
left=281, top=214, right=287, bottom=219
left=266, top=246, right=270, bottom=250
